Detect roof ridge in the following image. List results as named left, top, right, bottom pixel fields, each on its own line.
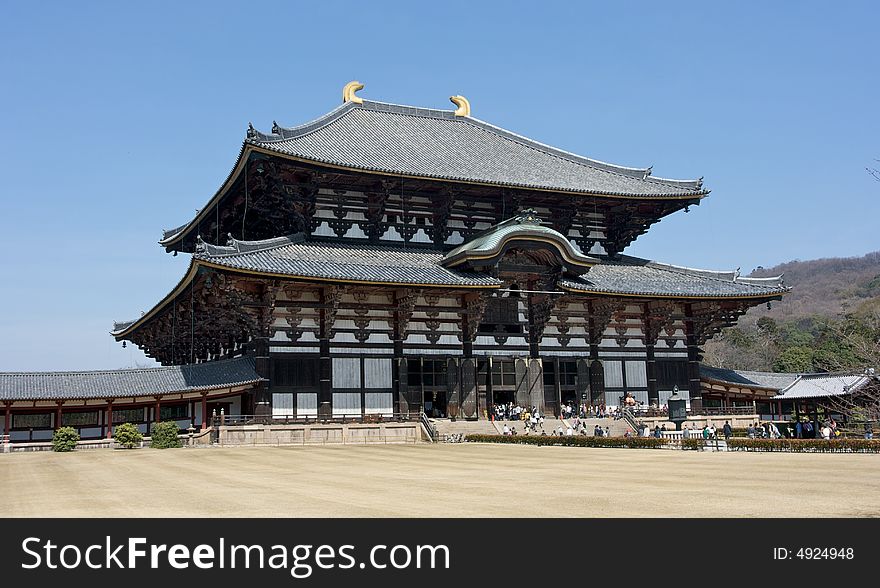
left=644, top=260, right=787, bottom=292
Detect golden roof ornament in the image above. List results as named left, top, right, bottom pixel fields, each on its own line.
left=450, top=95, right=471, bottom=117
left=342, top=80, right=364, bottom=104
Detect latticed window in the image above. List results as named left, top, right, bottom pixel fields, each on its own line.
left=656, top=360, right=688, bottom=390
left=421, top=360, right=448, bottom=387
left=543, top=361, right=556, bottom=386
left=62, top=411, right=99, bottom=427
left=13, top=413, right=52, bottom=429
left=160, top=404, right=188, bottom=421
left=113, top=408, right=144, bottom=424
left=479, top=298, right=522, bottom=334
left=558, top=361, right=578, bottom=386
left=491, top=360, right=517, bottom=387
left=272, top=356, right=319, bottom=389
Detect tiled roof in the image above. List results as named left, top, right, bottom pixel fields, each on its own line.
left=246, top=100, right=706, bottom=198
left=732, top=370, right=801, bottom=390
left=699, top=365, right=877, bottom=399
left=196, top=234, right=502, bottom=288
left=118, top=235, right=788, bottom=340
left=699, top=365, right=782, bottom=389
left=194, top=236, right=784, bottom=298
left=776, top=374, right=874, bottom=400
left=0, top=357, right=262, bottom=401
left=560, top=256, right=788, bottom=298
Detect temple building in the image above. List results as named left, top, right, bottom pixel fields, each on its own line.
left=1, top=82, right=789, bottom=439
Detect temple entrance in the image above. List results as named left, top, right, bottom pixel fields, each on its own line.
left=560, top=390, right=578, bottom=411
left=492, top=389, right=516, bottom=406
left=423, top=390, right=447, bottom=419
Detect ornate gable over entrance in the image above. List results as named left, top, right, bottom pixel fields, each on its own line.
left=440, top=209, right=598, bottom=277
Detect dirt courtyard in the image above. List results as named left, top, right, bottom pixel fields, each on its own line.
left=1, top=443, right=877, bottom=517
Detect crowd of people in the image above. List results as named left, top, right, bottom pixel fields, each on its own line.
left=492, top=402, right=614, bottom=437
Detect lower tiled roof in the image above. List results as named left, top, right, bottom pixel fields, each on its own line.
left=699, top=365, right=783, bottom=389
left=196, top=237, right=787, bottom=298
left=561, top=256, right=788, bottom=298
left=0, top=357, right=262, bottom=401
left=196, top=235, right=502, bottom=288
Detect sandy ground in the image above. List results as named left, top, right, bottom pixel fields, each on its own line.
left=1, top=443, right=878, bottom=517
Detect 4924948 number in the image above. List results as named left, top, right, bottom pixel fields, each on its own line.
left=795, top=547, right=854, bottom=560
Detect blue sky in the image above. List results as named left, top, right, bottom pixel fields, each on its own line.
left=0, top=0, right=877, bottom=371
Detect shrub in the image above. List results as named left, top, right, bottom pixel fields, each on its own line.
left=52, top=427, right=80, bottom=452
left=114, top=422, right=143, bottom=449
left=150, top=421, right=182, bottom=449
left=727, top=438, right=880, bottom=453
left=680, top=438, right=704, bottom=450
left=464, top=434, right=668, bottom=449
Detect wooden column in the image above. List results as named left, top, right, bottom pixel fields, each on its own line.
left=461, top=296, right=473, bottom=359
left=200, top=393, right=208, bottom=431
left=4, top=402, right=11, bottom=437
left=587, top=300, right=606, bottom=406
left=646, top=343, right=658, bottom=406
left=252, top=337, right=271, bottom=418
left=154, top=397, right=162, bottom=431
left=684, top=303, right=704, bottom=414
left=393, top=290, right=417, bottom=415
left=317, top=286, right=340, bottom=419
left=55, top=402, right=63, bottom=430
left=527, top=287, right=539, bottom=359
left=105, top=402, right=114, bottom=439
left=554, top=357, right=563, bottom=417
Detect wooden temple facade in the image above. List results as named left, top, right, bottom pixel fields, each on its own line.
left=104, top=83, right=788, bottom=422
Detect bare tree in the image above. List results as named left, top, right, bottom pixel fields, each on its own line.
left=869, top=158, right=880, bottom=182
left=826, top=380, right=880, bottom=432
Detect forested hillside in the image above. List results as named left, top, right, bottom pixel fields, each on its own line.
left=702, top=252, right=880, bottom=373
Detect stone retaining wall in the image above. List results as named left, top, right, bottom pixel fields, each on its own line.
left=216, top=421, right=424, bottom=446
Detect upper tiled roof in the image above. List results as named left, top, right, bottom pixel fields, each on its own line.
left=246, top=100, right=706, bottom=198
left=561, top=256, right=788, bottom=299
left=0, top=357, right=262, bottom=401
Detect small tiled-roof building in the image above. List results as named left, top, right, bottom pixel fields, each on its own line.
left=699, top=364, right=878, bottom=424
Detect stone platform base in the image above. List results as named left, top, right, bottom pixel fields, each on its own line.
left=216, top=421, right=425, bottom=446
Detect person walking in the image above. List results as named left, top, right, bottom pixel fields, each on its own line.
left=723, top=421, right=732, bottom=440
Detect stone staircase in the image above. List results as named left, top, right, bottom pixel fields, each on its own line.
left=429, top=416, right=635, bottom=440
left=559, top=417, right=632, bottom=437
left=430, top=418, right=502, bottom=440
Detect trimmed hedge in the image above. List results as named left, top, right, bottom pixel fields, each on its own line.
left=465, top=434, right=668, bottom=449
left=728, top=438, right=880, bottom=453
left=149, top=421, right=182, bottom=449
left=52, top=427, right=80, bottom=452
left=680, top=438, right=704, bottom=451
left=114, top=422, right=143, bottom=449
